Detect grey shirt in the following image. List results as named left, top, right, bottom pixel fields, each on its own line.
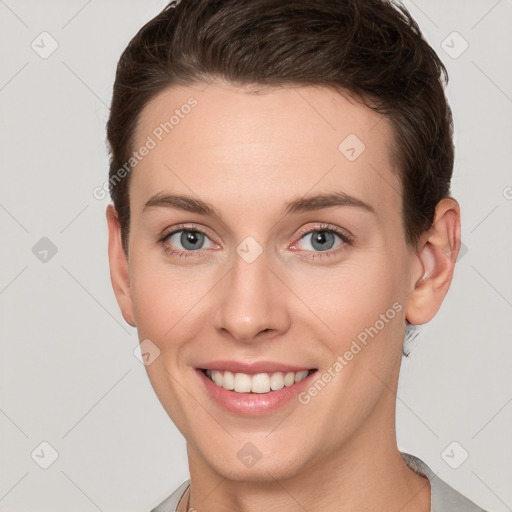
left=150, top=452, right=489, bottom=511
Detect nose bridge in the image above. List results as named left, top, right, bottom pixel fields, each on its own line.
left=213, top=238, right=289, bottom=341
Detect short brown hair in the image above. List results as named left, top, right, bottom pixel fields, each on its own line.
left=106, top=0, right=454, bottom=255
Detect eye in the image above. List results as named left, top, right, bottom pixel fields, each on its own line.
left=291, top=223, right=352, bottom=258
left=158, top=222, right=352, bottom=260
left=158, top=225, right=218, bottom=257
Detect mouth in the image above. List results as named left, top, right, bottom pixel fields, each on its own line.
left=199, top=368, right=317, bottom=394
left=196, top=366, right=318, bottom=416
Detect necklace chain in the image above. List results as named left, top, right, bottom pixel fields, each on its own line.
left=185, top=487, right=191, bottom=511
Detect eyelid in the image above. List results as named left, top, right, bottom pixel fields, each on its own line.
left=160, top=223, right=216, bottom=241
left=293, top=222, right=353, bottom=244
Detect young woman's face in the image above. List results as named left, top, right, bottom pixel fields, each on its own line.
left=122, top=81, right=420, bottom=480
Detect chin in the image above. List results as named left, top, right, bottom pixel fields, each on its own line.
left=196, top=437, right=314, bottom=483
left=211, top=458, right=307, bottom=483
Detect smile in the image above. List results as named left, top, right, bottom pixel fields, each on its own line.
left=201, top=369, right=313, bottom=394
left=196, top=366, right=318, bottom=416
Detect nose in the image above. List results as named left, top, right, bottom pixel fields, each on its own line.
left=213, top=246, right=291, bottom=343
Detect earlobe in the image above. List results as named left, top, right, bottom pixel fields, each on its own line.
left=405, top=197, right=461, bottom=326
left=106, top=204, right=136, bottom=327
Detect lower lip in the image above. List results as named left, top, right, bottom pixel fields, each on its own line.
left=196, top=369, right=316, bottom=416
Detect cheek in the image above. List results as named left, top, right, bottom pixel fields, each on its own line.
left=293, top=256, right=407, bottom=342
left=128, top=252, right=201, bottom=343
left=295, top=255, right=408, bottom=399
left=293, top=260, right=407, bottom=429
left=127, top=256, right=207, bottom=431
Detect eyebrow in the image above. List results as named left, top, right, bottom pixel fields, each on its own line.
left=283, top=191, right=375, bottom=215
left=142, top=190, right=375, bottom=218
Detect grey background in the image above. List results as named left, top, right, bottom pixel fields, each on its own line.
left=0, top=0, right=511, bottom=511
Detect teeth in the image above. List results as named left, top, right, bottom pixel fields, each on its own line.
left=223, top=370, right=235, bottom=390
left=205, top=369, right=311, bottom=393
left=270, top=372, right=285, bottom=391
left=295, top=370, right=309, bottom=382
left=234, top=372, right=252, bottom=393
left=284, top=371, right=296, bottom=386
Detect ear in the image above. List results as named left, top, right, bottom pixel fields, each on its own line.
left=405, top=197, right=461, bottom=325
left=106, top=204, right=136, bottom=327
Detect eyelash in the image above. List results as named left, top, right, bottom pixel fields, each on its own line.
left=157, top=222, right=353, bottom=260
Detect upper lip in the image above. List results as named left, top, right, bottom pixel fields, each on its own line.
left=197, top=360, right=316, bottom=375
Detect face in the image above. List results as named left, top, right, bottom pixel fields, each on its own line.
left=113, top=80, right=424, bottom=481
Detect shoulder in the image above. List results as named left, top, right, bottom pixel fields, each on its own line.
left=401, top=452, right=491, bottom=512
left=150, top=480, right=190, bottom=512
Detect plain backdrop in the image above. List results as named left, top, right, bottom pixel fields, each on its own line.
left=0, top=1, right=511, bottom=511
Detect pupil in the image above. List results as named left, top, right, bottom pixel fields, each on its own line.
left=312, top=231, right=334, bottom=251
left=181, top=231, right=203, bottom=250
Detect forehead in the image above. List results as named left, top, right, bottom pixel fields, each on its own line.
left=130, top=80, right=401, bottom=222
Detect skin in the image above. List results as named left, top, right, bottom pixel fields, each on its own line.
left=106, top=80, right=460, bottom=512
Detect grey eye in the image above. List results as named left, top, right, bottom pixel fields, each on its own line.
left=297, top=230, right=343, bottom=252
left=167, top=230, right=208, bottom=251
